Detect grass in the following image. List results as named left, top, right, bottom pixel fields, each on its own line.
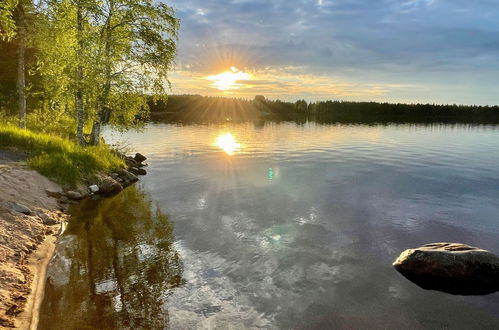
left=0, top=124, right=124, bottom=186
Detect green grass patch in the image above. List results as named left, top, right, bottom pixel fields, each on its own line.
left=0, top=124, right=124, bottom=186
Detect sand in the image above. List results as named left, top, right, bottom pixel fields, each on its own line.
left=0, top=150, right=67, bottom=329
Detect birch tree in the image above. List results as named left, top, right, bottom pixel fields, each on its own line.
left=88, top=0, right=178, bottom=145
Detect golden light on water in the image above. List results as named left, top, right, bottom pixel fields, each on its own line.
left=207, top=67, right=251, bottom=91
left=214, top=133, right=241, bottom=155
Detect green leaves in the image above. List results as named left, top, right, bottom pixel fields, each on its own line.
left=91, top=0, right=178, bottom=128
left=15, top=0, right=178, bottom=138
left=0, top=0, right=18, bottom=41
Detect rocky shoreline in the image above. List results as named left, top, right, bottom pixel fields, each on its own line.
left=0, top=149, right=148, bottom=328
left=47, top=152, right=148, bottom=209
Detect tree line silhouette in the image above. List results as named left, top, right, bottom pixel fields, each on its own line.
left=148, top=94, right=499, bottom=124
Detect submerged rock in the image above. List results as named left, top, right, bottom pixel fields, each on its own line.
left=393, top=242, right=499, bottom=295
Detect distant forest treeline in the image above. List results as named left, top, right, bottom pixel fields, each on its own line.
left=148, top=94, right=499, bottom=124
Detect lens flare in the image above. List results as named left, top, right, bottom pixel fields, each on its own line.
left=214, top=133, right=241, bottom=155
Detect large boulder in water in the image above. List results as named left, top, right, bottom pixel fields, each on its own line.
left=393, top=243, right=499, bottom=295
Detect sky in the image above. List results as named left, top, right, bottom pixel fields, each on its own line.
left=167, top=0, right=499, bottom=105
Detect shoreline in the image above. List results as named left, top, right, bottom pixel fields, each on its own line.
left=0, top=149, right=147, bottom=328
left=16, top=232, right=59, bottom=330
left=0, top=160, right=67, bottom=328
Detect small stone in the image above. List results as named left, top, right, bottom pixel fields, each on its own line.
left=134, top=152, right=147, bottom=163
left=110, top=173, right=119, bottom=179
left=65, top=191, right=83, bottom=200
left=138, top=168, right=147, bottom=175
left=8, top=201, right=32, bottom=215
left=89, top=185, right=99, bottom=193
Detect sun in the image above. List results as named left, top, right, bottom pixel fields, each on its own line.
left=207, top=66, right=251, bottom=91
left=214, top=133, right=241, bottom=155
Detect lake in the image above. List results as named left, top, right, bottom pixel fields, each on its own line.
left=39, top=122, right=499, bottom=329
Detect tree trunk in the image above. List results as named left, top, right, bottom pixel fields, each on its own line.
left=89, top=119, right=101, bottom=145
left=75, top=4, right=85, bottom=144
left=16, top=5, right=26, bottom=128
left=89, top=1, right=113, bottom=146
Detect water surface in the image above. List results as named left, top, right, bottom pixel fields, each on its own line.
left=40, top=122, right=499, bottom=329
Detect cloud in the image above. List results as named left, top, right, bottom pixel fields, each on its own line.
left=168, top=0, right=499, bottom=104
left=169, top=65, right=416, bottom=101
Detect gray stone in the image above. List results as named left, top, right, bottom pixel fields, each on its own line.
left=65, top=191, right=83, bottom=200
left=98, top=177, right=123, bottom=194
left=45, top=189, right=63, bottom=198
left=8, top=201, right=31, bottom=215
left=137, top=168, right=147, bottom=175
left=110, top=173, right=119, bottom=179
left=393, top=242, right=499, bottom=295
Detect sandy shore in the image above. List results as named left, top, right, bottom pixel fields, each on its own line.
left=0, top=150, right=67, bottom=329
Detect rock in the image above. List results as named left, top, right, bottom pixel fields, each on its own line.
left=65, top=191, right=83, bottom=201
left=137, top=168, right=147, bottom=175
left=125, top=157, right=138, bottom=167
left=8, top=201, right=31, bottom=215
left=98, top=177, right=123, bottom=195
left=134, top=152, right=147, bottom=163
left=45, top=189, right=63, bottom=199
left=110, top=172, right=119, bottom=179
left=128, top=167, right=139, bottom=175
left=117, top=169, right=139, bottom=186
left=393, top=243, right=499, bottom=295
left=89, top=185, right=99, bottom=193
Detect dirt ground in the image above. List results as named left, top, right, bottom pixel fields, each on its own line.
left=0, top=150, right=67, bottom=329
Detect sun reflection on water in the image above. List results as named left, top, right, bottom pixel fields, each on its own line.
left=214, top=133, right=241, bottom=155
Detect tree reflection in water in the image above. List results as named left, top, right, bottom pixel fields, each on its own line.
left=38, top=186, right=184, bottom=330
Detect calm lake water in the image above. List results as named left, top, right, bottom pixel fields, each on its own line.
left=39, top=122, right=499, bottom=329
